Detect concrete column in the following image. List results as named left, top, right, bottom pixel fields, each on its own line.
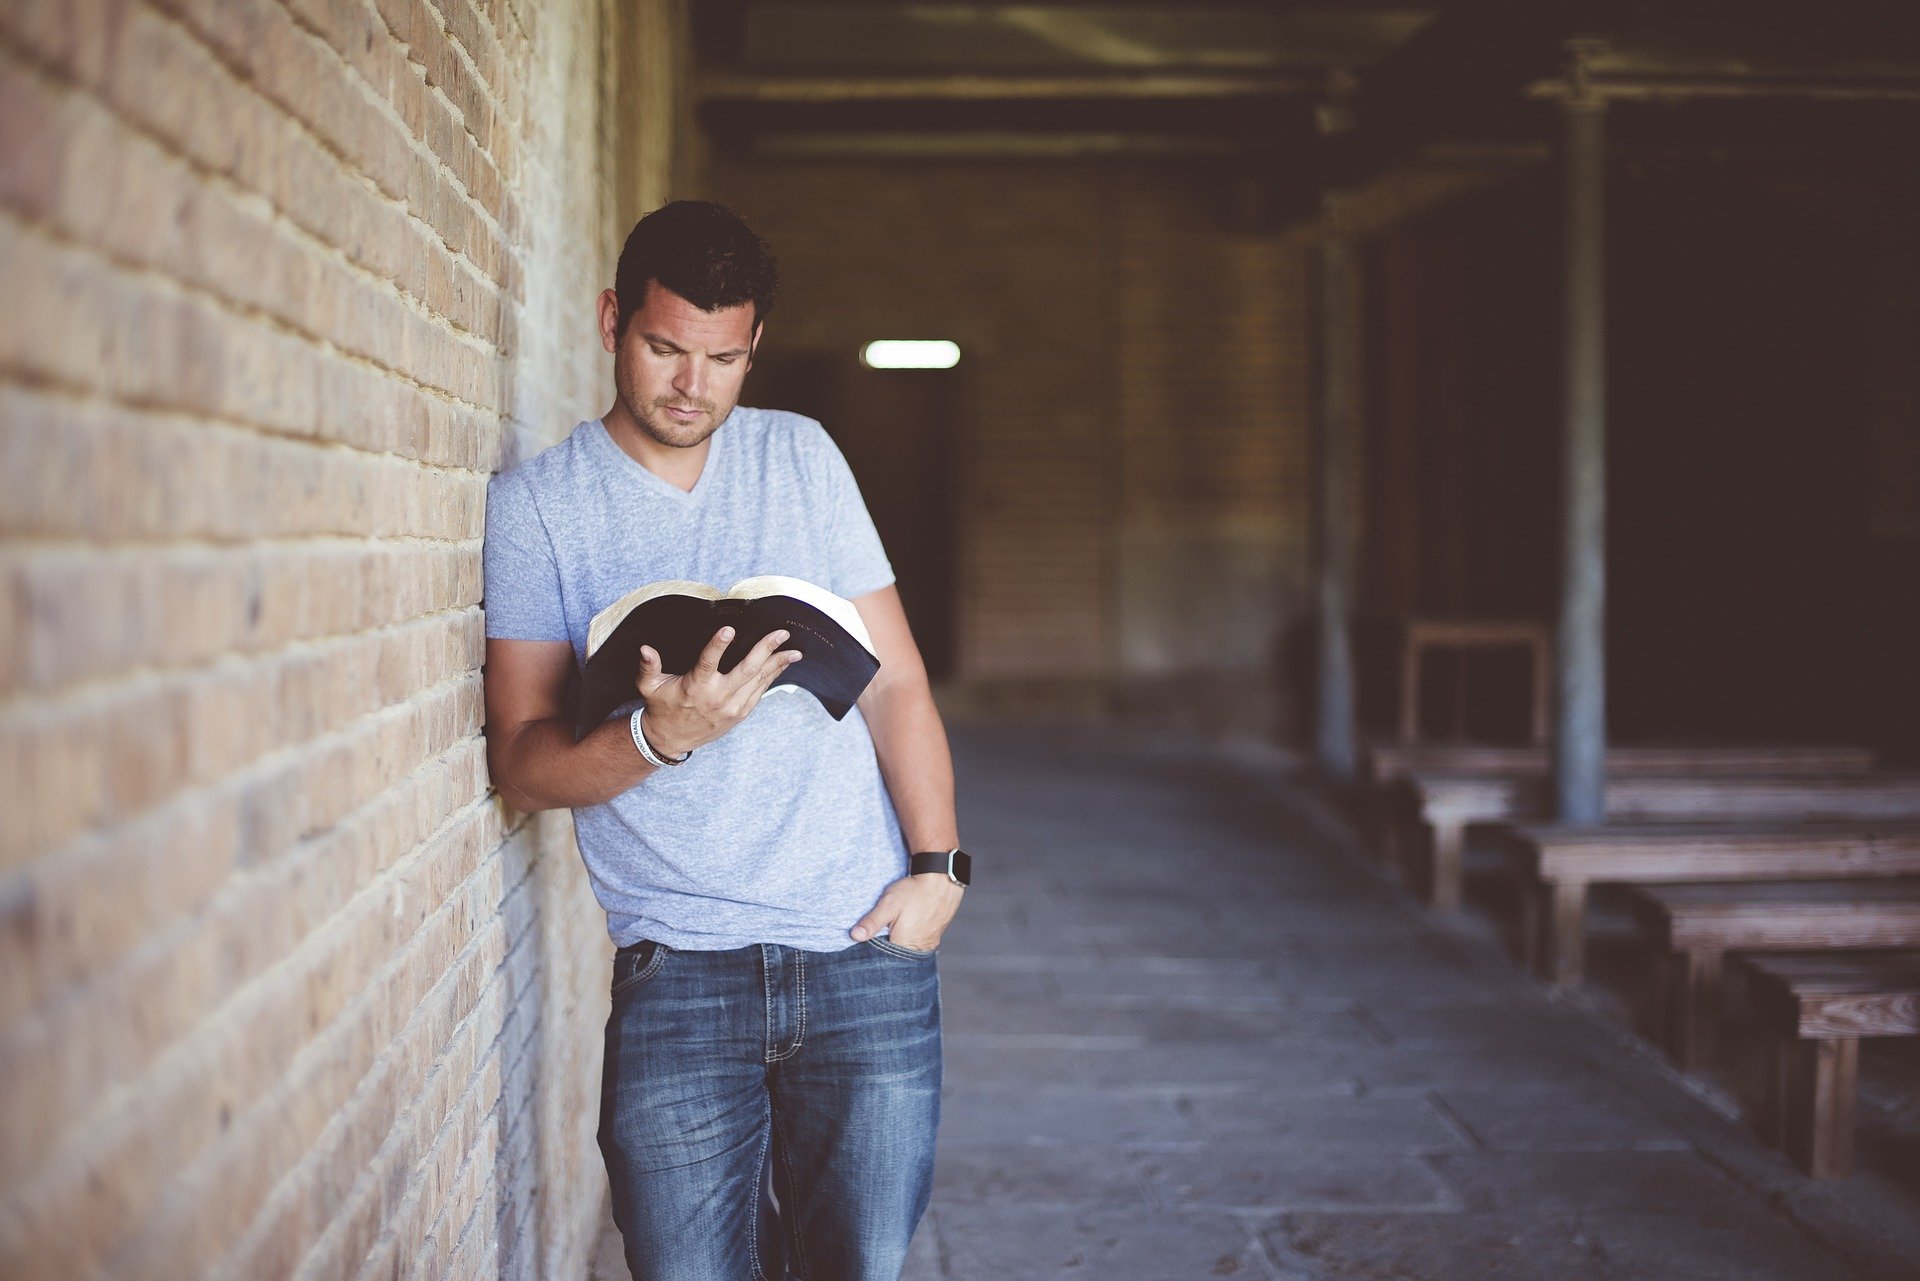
left=1554, top=73, right=1608, bottom=823
left=1315, top=195, right=1360, bottom=781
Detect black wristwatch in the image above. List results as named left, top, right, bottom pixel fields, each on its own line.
left=909, top=847, right=971, bottom=887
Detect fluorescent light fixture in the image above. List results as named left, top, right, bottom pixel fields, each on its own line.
left=861, top=340, right=960, bottom=369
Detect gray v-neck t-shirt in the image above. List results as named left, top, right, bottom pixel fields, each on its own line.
left=482, top=408, right=904, bottom=951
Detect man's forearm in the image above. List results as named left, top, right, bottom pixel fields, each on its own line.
left=491, top=714, right=660, bottom=812
left=861, top=679, right=959, bottom=853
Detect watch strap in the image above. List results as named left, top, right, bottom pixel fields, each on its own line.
left=909, top=848, right=971, bottom=886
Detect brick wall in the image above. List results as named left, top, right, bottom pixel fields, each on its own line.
left=0, top=0, right=684, bottom=1275
left=703, top=157, right=1326, bottom=732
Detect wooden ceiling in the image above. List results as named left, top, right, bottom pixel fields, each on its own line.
left=693, top=2, right=1920, bottom=208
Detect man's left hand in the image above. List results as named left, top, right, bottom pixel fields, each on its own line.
left=850, top=872, right=965, bottom=951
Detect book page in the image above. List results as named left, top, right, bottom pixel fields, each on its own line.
left=587, top=579, right=723, bottom=657
left=728, top=574, right=877, bottom=653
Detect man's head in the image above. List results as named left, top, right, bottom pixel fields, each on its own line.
left=599, top=200, right=779, bottom=451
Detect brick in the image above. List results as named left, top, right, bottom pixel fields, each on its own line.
left=0, top=726, right=486, bottom=1041
left=216, top=978, right=486, bottom=1280
left=0, top=0, right=514, bottom=314
left=0, top=541, right=480, bottom=702
left=3, top=824, right=511, bottom=1276
left=0, top=0, right=660, bottom=1273
left=0, top=221, right=502, bottom=465
left=127, top=896, right=517, bottom=1279
left=0, top=611, right=482, bottom=872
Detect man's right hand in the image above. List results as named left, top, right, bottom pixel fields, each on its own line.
left=633, top=625, right=803, bottom=757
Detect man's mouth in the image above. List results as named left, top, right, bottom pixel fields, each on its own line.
left=663, top=405, right=704, bottom=421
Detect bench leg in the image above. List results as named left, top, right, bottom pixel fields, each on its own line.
left=1520, top=879, right=1543, bottom=971
left=1427, top=819, right=1465, bottom=912
left=1660, top=948, right=1724, bottom=1072
left=1527, top=879, right=1588, bottom=987
left=1780, top=1037, right=1859, bottom=1179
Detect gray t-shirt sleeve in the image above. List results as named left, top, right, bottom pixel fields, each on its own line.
left=482, top=472, right=570, bottom=642
left=814, top=426, right=896, bottom=600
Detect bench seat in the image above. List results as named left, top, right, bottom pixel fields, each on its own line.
left=1362, top=743, right=1876, bottom=789
left=1492, top=821, right=1920, bottom=986
left=1734, top=950, right=1920, bottom=1177
left=1625, top=879, right=1920, bottom=1072
left=1387, top=772, right=1920, bottom=911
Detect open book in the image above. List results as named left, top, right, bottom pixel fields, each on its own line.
left=573, top=574, right=881, bottom=742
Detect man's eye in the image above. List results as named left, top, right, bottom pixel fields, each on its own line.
left=715, top=357, right=736, bottom=365
left=650, top=347, right=673, bottom=357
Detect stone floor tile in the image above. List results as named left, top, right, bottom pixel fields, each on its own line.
left=942, top=1031, right=1365, bottom=1093
left=940, top=993, right=1342, bottom=1040
left=1178, top=1091, right=1473, bottom=1151
left=1427, top=1150, right=1753, bottom=1215
left=1268, top=1211, right=1618, bottom=1281
left=1362, top=1003, right=1593, bottom=1045
left=1584, top=1210, right=1868, bottom=1280
left=1433, top=1083, right=1688, bottom=1153
left=939, top=1032, right=1148, bottom=1086
left=932, top=1206, right=1277, bottom=1280
left=936, top=1084, right=1201, bottom=1149
left=932, top=1145, right=1156, bottom=1208
left=1131, top=1147, right=1462, bottom=1213
left=1345, top=1039, right=1597, bottom=1092
left=1071, top=1036, right=1365, bottom=1091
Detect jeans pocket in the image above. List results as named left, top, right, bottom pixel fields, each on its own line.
left=865, top=934, right=938, bottom=960
left=611, top=939, right=669, bottom=996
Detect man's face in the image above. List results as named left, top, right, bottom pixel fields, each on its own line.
left=601, top=280, right=760, bottom=450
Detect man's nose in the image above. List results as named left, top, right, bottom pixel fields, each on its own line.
left=673, top=356, right=706, bottom=400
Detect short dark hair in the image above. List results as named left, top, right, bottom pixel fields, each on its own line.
left=614, top=200, right=778, bottom=341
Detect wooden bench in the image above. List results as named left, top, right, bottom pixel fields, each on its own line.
left=1396, top=619, right=1552, bottom=745
left=1735, top=950, right=1920, bottom=1177
left=1360, top=742, right=1876, bottom=790
left=1494, top=821, right=1920, bottom=987
left=1625, top=879, right=1920, bottom=1072
left=1388, top=771, right=1920, bottom=911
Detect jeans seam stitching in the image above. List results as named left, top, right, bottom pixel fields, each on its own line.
left=762, top=944, right=776, bottom=1064
left=610, top=943, right=665, bottom=997
left=772, top=1107, right=812, bottom=1281
left=870, top=936, right=936, bottom=960
left=768, top=949, right=806, bottom=1062
left=748, top=1103, right=774, bottom=1281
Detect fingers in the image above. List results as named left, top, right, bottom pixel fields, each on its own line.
left=849, top=904, right=893, bottom=942
left=633, top=645, right=664, bottom=695
left=740, top=626, right=792, bottom=678
left=731, top=640, right=803, bottom=713
left=722, top=627, right=794, bottom=692
left=748, top=637, right=802, bottom=696
left=691, top=625, right=735, bottom=677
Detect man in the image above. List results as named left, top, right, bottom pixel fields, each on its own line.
left=480, top=200, right=967, bottom=1281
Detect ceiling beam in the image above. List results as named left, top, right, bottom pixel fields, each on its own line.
left=747, top=131, right=1241, bottom=159
left=697, top=68, right=1314, bottom=103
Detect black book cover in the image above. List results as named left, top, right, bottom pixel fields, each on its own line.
left=573, top=575, right=881, bottom=742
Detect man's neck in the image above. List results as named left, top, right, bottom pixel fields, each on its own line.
left=603, top=406, right=714, bottom=494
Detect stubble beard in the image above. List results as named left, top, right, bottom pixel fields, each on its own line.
left=614, top=364, right=733, bottom=452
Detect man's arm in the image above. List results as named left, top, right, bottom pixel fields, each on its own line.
left=484, top=638, right=660, bottom=812
left=847, top=584, right=965, bottom=949
left=484, top=625, right=803, bottom=813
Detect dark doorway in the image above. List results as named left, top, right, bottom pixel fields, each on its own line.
left=746, top=350, right=962, bottom=681
left=1608, top=174, right=1876, bottom=747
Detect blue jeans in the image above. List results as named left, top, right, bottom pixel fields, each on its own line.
left=597, top=936, right=942, bottom=1281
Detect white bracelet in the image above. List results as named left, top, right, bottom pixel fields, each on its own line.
left=630, top=706, right=690, bottom=767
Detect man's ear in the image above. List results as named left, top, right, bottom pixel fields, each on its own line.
left=598, top=288, right=620, bottom=354
left=747, top=321, right=764, bottom=368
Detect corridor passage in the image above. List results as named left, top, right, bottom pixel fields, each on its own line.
left=597, top=723, right=1920, bottom=1281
